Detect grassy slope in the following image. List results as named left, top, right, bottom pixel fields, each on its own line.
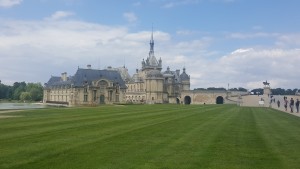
left=0, top=105, right=300, bottom=169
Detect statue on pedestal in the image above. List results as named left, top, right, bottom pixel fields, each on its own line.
left=263, top=80, right=271, bottom=96
left=263, top=80, right=270, bottom=87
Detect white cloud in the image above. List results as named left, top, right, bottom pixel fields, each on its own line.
left=276, top=34, right=300, bottom=48
left=0, top=19, right=167, bottom=85
left=0, top=0, right=22, bottom=8
left=176, top=30, right=194, bottom=36
left=162, top=0, right=199, bottom=8
left=45, top=11, right=75, bottom=21
left=133, top=1, right=141, bottom=6
left=0, top=18, right=299, bottom=90
left=228, top=32, right=278, bottom=39
left=252, top=25, right=263, bottom=30
left=162, top=0, right=235, bottom=8
left=123, top=12, right=138, bottom=23
left=213, top=48, right=300, bottom=89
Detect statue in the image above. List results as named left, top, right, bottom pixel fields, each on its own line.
left=263, top=80, right=270, bottom=87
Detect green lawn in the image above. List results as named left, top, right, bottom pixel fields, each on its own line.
left=1, top=104, right=300, bottom=169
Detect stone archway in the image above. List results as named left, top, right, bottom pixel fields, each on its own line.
left=216, top=96, right=224, bottom=104
left=184, top=96, right=191, bottom=105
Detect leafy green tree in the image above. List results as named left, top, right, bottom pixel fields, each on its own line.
left=20, top=92, right=31, bottom=101
left=0, top=82, right=44, bottom=101
left=251, top=88, right=263, bottom=95
left=27, top=83, right=43, bottom=101
left=284, top=89, right=298, bottom=95
left=0, top=83, right=8, bottom=99
left=12, top=82, right=26, bottom=100
left=271, top=88, right=286, bottom=95
left=207, top=87, right=226, bottom=91
left=238, top=87, right=248, bottom=92
left=293, top=88, right=298, bottom=95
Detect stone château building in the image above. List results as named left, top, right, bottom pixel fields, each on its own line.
left=43, top=32, right=190, bottom=106
left=43, top=67, right=127, bottom=105
left=126, top=32, right=190, bottom=104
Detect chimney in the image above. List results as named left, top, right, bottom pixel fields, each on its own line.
left=61, top=72, right=67, bottom=81
left=87, top=64, right=91, bottom=69
left=176, top=69, right=180, bottom=75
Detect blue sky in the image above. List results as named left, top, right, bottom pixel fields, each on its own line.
left=0, top=0, right=300, bottom=90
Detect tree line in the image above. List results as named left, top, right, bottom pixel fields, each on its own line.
left=194, top=87, right=298, bottom=95
left=0, top=81, right=43, bottom=101
left=194, top=87, right=248, bottom=92
left=251, top=88, right=299, bottom=95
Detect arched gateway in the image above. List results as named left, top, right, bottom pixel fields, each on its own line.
left=216, top=96, right=224, bottom=104
left=184, top=96, right=191, bottom=105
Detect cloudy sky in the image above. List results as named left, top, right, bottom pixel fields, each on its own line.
left=0, top=0, right=300, bottom=90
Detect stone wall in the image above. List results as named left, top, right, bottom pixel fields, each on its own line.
left=181, top=90, right=228, bottom=104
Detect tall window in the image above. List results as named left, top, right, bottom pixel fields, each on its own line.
left=109, top=91, right=112, bottom=101
left=84, top=95, right=88, bottom=102
left=116, top=95, right=119, bottom=102
left=116, top=86, right=119, bottom=94
left=93, top=90, right=97, bottom=101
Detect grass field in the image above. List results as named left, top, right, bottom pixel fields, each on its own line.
left=1, top=104, right=300, bottom=169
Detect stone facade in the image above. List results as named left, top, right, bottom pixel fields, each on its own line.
left=44, top=68, right=127, bottom=105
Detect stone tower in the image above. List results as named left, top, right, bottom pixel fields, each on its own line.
left=180, top=67, right=190, bottom=91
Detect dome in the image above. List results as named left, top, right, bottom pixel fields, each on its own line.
left=180, top=68, right=190, bottom=81
left=146, top=69, right=163, bottom=78
left=163, top=66, right=173, bottom=78
left=180, top=73, right=190, bottom=81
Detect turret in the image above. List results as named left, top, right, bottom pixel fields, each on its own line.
left=141, top=30, right=162, bottom=71
left=180, top=67, right=190, bottom=91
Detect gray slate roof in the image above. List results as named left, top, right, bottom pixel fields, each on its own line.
left=45, top=68, right=127, bottom=89
left=180, top=69, right=190, bottom=81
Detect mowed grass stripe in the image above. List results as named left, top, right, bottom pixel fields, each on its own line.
left=1, top=105, right=230, bottom=168
left=130, top=105, right=238, bottom=169
left=0, top=105, right=210, bottom=141
left=252, top=108, right=300, bottom=168
left=1, top=105, right=300, bottom=169
left=200, top=107, right=283, bottom=169
left=1, top=105, right=220, bottom=168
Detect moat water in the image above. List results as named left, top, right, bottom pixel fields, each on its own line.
left=0, top=103, right=47, bottom=110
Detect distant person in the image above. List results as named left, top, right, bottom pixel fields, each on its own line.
left=296, top=99, right=300, bottom=113
left=284, top=98, right=288, bottom=111
left=277, top=100, right=280, bottom=108
left=290, top=98, right=294, bottom=113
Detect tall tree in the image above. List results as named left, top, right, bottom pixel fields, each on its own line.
left=26, top=83, right=43, bottom=101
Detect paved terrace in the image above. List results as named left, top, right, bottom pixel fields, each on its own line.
left=237, top=95, right=300, bottom=117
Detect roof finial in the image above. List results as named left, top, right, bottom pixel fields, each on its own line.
left=151, top=23, right=154, bottom=41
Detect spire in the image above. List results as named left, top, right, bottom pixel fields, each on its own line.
left=141, top=27, right=162, bottom=71
left=149, top=26, right=154, bottom=57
